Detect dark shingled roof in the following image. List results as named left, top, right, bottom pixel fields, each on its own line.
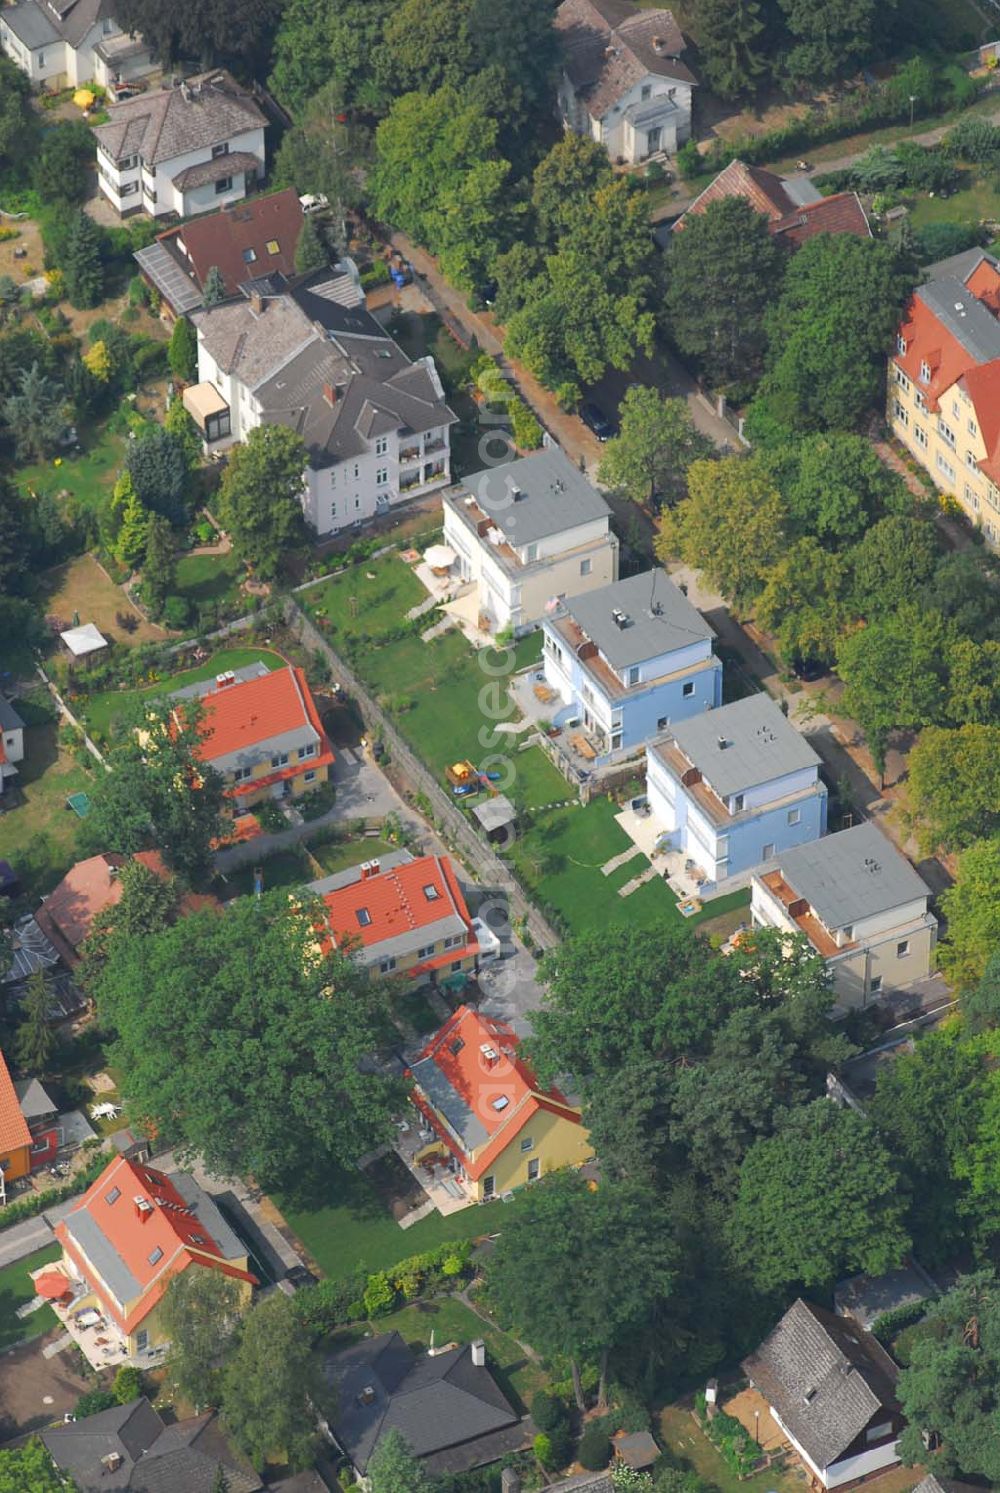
left=43, top=1398, right=262, bottom=1493
left=325, top=1331, right=522, bottom=1475
left=172, top=150, right=260, bottom=192
left=94, top=69, right=265, bottom=167
left=2, top=0, right=113, bottom=50
left=743, top=1299, right=901, bottom=1470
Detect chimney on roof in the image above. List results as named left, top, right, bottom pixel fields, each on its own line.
left=359, top=859, right=381, bottom=880
left=471, top=1339, right=486, bottom=1368
left=134, top=1196, right=153, bottom=1223
left=323, top=382, right=338, bottom=407
left=249, top=290, right=264, bottom=316
left=101, top=1453, right=124, bottom=1473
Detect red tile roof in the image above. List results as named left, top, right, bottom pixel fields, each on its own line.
left=676, top=161, right=869, bottom=246
left=34, top=851, right=216, bottom=964
left=0, top=1048, right=31, bottom=1157
left=410, top=1006, right=583, bottom=1180
left=158, top=187, right=304, bottom=301
left=56, top=1156, right=257, bottom=1335
left=771, top=192, right=870, bottom=246
left=322, top=854, right=475, bottom=954
left=189, top=665, right=323, bottom=756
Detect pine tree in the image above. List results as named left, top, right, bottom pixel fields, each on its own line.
left=143, top=513, right=176, bottom=616
left=115, top=489, right=150, bottom=570
left=690, top=0, right=770, bottom=98
left=62, top=211, right=104, bottom=308
left=294, top=213, right=327, bottom=274
left=168, top=315, right=197, bottom=383
left=15, top=969, right=55, bottom=1073
left=202, top=265, right=226, bottom=305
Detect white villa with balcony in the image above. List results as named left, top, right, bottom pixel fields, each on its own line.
left=750, top=822, right=938, bottom=1011
left=646, top=693, right=827, bottom=891
left=0, top=0, right=152, bottom=91
left=188, top=268, right=455, bottom=536
left=442, top=448, right=618, bottom=637
left=92, top=69, right=266, bottom=219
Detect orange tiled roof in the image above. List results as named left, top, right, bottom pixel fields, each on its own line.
left=56, top=1156, right=257, bottom=1335
left=893, top=295, right=980, bottom=415
left=0, top=1048, right=31, bottom=1156
left=188, top=665, right=329, bottom=763
left=35, top=851, right=216, bottom=961
left=410, top=1005, right=583, bottom=1181
left=322, top=854, right=475, bottom=952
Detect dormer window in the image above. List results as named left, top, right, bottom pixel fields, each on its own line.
left=919, top=360, right=931, bottom=384
left=896, top=334, right=906, bottom=355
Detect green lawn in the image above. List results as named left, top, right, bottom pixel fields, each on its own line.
left=0, top=1244, right=62, bottom=1351
left=281, top=1168, right=532, bottom=1282
left=16, top=423, right=127, bottom=517
left=214, top=848, right=310, bottom=901
left=511, top=795, right=751, bottom=937
left=0, top=693, right=92, bottom=899
left=907, top=175, right=1000, bottom=229
left=173, top=550, right=245, bottom=610
left=308, top=835, right=396, bottom=876
left=333, top=1295, right=548, bottom=1409
left=659, top=1404, right=808, bottom=1493
left=301, top=554, right=426, bottom=649
left=80, top=645, right=288, bottom=740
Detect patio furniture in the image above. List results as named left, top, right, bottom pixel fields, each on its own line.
left=533, top=682, right=556, bottom=704
left=570, top=733, right=597, bottom=761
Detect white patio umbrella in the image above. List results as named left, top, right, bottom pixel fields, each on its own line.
left=423, top=544, right=457, bottom=572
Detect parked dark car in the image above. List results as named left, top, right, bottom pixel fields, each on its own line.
left=793, top=656, right=827, bottom=682
left=579, top=401, right=616, bottom=441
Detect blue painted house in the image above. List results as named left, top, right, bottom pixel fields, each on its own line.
left=541, top=569, right=722, bottom=762
left=646, top=693, right=827, bottom=889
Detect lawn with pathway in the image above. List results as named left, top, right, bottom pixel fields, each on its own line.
left=38, top=554, right=165, bottom=649
left=0, top=1243, right=61, bottom=1352
left=300, top=552, right=427, bottom=650
left=80, top=645, right=288, bottom=740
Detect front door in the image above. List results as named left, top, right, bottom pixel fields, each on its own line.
left=646, top=126, right=662, bottom=156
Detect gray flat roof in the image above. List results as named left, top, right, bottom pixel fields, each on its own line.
left=923, top=247, right=1000, bottom=283
left=170, top=662, right=270, bottom=702
left=668, top=693, right=820, bottom=797
left=563, top=569, right=713, bottom=669
left=770, top=823, right=931, bottom=930
left=917, top=275, right=1000, bottom=363
left=63, top=1210, right=140, bottom=1308
left=458, top=448, right=611, bottom=546
left=306, top=849, right=412, bottom=898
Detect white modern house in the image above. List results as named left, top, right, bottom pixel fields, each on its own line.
left=555, top=0, right=696, bottom=163
left=750, top=822, right=938, bottom=1010
left=441, top=449, right=618, bottom=637
left=541, top=569, right=721, bottom=764
left=187, top=269, right=455, bottom=536
left=92, top=70, right=267, bottom=219
left=0, top=0, right=152, bottom=90
left=0, top=696, right=25, bottom=799
left=646, top=694, right=827, bottom=890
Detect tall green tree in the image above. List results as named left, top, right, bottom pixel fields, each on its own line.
left=294, top=213, right=327, bottom=273
left=83, top=698, right=225, bottom=884
left=0, top=56, right=36, bottom=172
left=598, top=388, right=713, bottom=508
left=728, top=1100, right=910, bottom=1291
left=895, top=1271, right=1000, bottom=1481
left=62, top=211, right=104, bottom=309
left=907, top=724, right=1000, bottom=853
left=836, top=606, right=955, bottom=781
left=202, top=265, right=226, bottom=306
left=168, top=316, right=198, bottom=384
left=142, top=513, right=176, bottom=616
left=756, top=234, right=917, bottom=431
left=690, top=0, right=770, bottom=97
left=758, top=432, right=908, bottom=548
left=665, top=197, right=785, bottom=388
left=0, top=1437, right=67, bottom=1492
left=126, top=427, right=191, bottom=525
left=220, top=1293, right=319, bottom=1471
left=15, top=970, right=55, bottom=1073
left=485, top=1173, right=677, bottom=1408
left=368, top=1429, right=435, bottom=1493
left=778, top=0, right=892, bottom=85
left=3, top=363, right=65, bottom=463
left=755, top=538, right=849, bottom=667
left=531, top=134, right=613, bottom=248
left=371, top=84, right=514, bottom=294
left=33, top=120, right=94, bottom=205
left=657, top=456, right=787, bottom=613
left=848, top=514, right=941, bottom=617
left=940, top=836, right=1000, bottom=991
left=159, top=1269, right=245, bottom=1410
left=113, top=0, right=283, bottom=72
left=92, top=892, right=402, bottom=1188
left=216, top=424, right=306, bottom=578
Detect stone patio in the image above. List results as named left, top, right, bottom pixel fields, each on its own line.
left=29, top=1264, right=133, bottom=1372
left=614, top=805, right=704, bottom=900
left=722, top=1385, right=787, bottom=1454
left=394, top=1117, right=477, bottom=1219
